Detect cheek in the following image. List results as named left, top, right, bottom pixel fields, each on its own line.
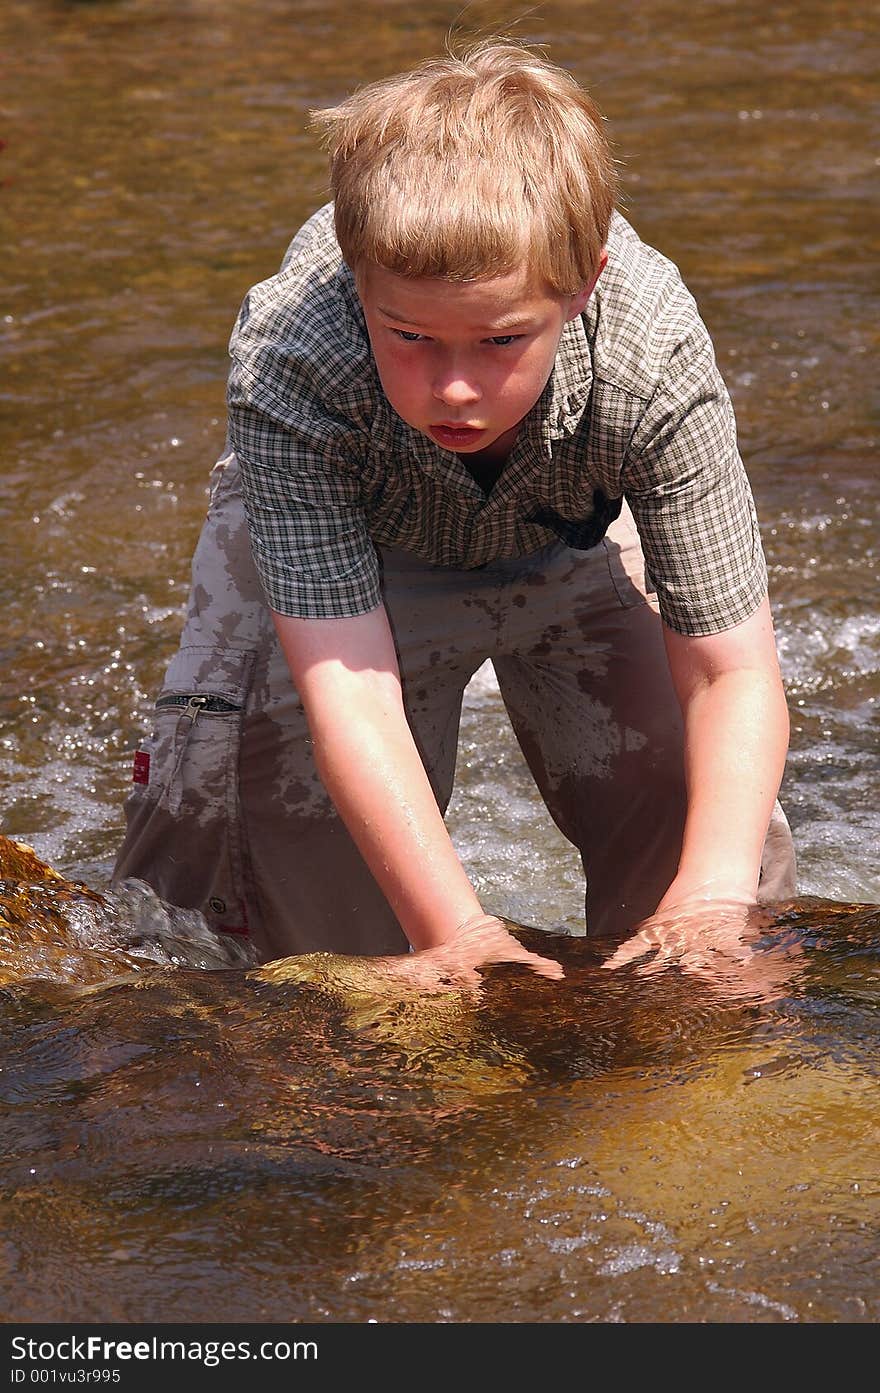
left=373, top=359, right=433, bottom=429
left=372, top=348, right=418, bottom=405
left=505, top=346, right=558, bottom=405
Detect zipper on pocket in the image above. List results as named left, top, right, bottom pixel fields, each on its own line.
left=156, top=693, right=243, bottom=719
left=157, top=693, right=244, bottom=814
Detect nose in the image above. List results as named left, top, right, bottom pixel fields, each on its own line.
left=432, top=355, right=481, bottom=408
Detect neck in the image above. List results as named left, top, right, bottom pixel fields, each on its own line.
left=458, top=428, right=519, bottom=493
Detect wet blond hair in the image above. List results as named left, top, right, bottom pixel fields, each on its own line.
left=310, top=39, right=617, bottom=294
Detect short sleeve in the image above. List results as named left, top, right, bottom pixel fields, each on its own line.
left=226, top=240, right=382, bottom=620
left=621, top=322, right=767, bottom=636
left=228, top=399, right=381, bottom=620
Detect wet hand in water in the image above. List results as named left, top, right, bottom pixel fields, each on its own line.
left=372, top=913, right=564, bottom=996
left=601, top=898, right=803, bottom=1003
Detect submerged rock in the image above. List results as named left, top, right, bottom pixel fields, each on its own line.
left=0, top=833, right=258, bottom=982
left=0, top=831, right=878, bottom=1323
left=1, top=829, right=877, bottom=1068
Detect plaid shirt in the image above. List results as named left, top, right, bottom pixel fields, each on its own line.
left=227, top=204, right=767, bottom=635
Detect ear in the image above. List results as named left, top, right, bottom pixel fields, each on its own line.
left=565, top=249, right=608, bottom=320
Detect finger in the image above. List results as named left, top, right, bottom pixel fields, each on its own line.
left=466, top=926, right=564, bottom=980
left=450, top=966, right=484, bottom=995
left=683, top=963, right=783, bottom=1005
left=639, top=954, right=785, bottom=1006
left=419, top=964, right=485, bottom=997
left=601, top=934, right=657, bottom=969
left=636, top=955, right=684, bottom=979
left=524, top=953, right=564, bottom=980
left=651, top=937, right=687, bottom=965
left=491, top=941, right=564, bottom=980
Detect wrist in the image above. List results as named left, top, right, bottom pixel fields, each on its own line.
left=658, top=875, right=756, bottom=914
left=403, top=895, right=486, bottom=953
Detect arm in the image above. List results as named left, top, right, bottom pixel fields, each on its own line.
left=602, top=596, right=797, bottom=999
left=658, top=593, right=789, bottom=909
left=273, top=602, right=480, bottom=950
left=272, top=604, right=563, bottom=982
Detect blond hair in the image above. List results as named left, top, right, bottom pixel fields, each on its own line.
left=311, top=39, right=617, bottom=294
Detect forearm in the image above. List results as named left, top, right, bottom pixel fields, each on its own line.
left=662, top=599, right=790, bottom=906
left=308, top=675, right=482, bottom=948
left=273, top=606, right=482, bottom=950
left=671, top=670, right=789, bottom=901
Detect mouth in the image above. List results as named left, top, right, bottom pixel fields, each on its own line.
left=429, top=423, right=486, bottom=449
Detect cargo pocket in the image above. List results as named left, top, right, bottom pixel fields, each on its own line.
left=115, top=645, right=256, bottom=939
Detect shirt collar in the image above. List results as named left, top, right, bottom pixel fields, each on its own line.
left=539, top=310, right=595, bottom=439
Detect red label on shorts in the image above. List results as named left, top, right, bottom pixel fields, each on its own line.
left=132, top=750, right=151, bottom=785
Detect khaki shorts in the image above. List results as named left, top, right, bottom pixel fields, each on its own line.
left=112, top=450, right=797, bottom=962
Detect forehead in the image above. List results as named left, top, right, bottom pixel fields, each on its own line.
left=357, top=260, right=565, bottom=328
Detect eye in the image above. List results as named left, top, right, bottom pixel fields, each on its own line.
left=487, top=334, right=519, bottom=347
left=393, top=329, right=426, bottom=343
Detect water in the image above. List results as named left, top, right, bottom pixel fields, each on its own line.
left=1, top=835, right=878, bottom=1323
left=1, top=0, right=878, bottom=1324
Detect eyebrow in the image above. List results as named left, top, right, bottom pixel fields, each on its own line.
left=375, top=305, right=534, bottom=332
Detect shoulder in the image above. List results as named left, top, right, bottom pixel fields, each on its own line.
left=278, top=201, right=340, bottom=271
left=586, top=212, right=716, bottom=398
left=228, top=203, right=376, bottom=426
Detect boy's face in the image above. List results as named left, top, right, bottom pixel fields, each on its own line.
left=358, top=258, right=604, bottom=460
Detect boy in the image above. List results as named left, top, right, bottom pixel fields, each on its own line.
left=113, top=40, right=796, bottom=988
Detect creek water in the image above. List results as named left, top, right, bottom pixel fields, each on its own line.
left=1, top=0, right=877, bottom=1324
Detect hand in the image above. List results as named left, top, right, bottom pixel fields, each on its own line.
left=600, top=897, right=803, bottom=1004
left=373, top=913, right=564, bottom=996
